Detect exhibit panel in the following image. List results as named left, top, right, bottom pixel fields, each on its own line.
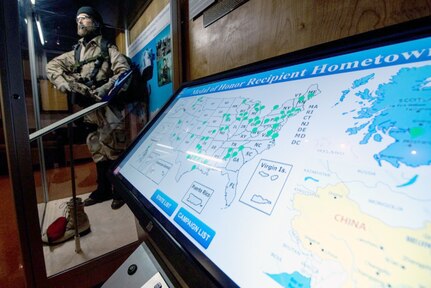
left=112, top=18, right=431, bottom=288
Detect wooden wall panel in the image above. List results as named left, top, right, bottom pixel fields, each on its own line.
left=187, top=0, right=431, bottom=80
left=115, top=31, right=127, bottom=54
left=129, top=0, right=170, bottom=44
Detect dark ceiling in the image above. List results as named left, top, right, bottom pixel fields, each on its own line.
left=20, top=0, right=147, bottom=56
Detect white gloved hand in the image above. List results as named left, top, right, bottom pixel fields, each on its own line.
left=57, top=82, right=71, bottom=93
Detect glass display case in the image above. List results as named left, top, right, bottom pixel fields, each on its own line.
left=0, top=0, right=157, bottom=286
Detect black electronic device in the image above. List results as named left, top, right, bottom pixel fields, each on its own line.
left=111, top=17, right=431, bottom=288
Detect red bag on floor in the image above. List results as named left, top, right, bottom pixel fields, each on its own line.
left=46, top=216, right=67, bottom=242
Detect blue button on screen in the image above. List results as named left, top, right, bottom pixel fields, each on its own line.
left=174, top=208, right=216, bottom=249
left=151, top=189, right=178, bottom=216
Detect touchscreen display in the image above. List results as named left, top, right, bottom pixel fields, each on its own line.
left=115, top=35, right=431, bottom=287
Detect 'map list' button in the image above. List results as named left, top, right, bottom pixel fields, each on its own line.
left=151, top=189, right=178, bottom=216
left=174, top=208, right=216, bottom=249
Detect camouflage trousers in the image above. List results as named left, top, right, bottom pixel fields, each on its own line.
left=84, top=106, right=129, bottom=163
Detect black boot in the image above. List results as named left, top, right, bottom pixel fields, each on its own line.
left=111, top=189, right=125, bottom=210
left=84, top=160, right=114, bottom=206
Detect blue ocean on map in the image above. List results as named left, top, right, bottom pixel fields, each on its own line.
left=397, top=175, right=419, bottom=187
left=266, top=271, right=311, bottom=288
left=304, top=176, right=319, bottom=182
left=341, top=66, right=431, bottom=168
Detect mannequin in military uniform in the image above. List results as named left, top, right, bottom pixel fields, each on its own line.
left=46, top=6, right=128, bottom=209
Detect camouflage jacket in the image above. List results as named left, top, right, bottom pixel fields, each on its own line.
left=46, top=35, right=129, bottom=99
left=46, top=35, right=131, bottom=162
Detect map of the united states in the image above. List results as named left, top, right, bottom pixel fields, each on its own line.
left=136, top=84, right=320, bottom=207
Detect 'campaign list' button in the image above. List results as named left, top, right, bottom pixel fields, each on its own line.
left=174, top=207, right=216, bottom=249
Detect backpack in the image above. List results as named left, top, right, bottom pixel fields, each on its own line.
left=73, top=38, right=149, bottom=111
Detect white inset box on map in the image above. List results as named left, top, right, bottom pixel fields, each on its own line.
left=240, top=159, right=292, bottom=215
left=182, top=181, right=214, bottom=214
